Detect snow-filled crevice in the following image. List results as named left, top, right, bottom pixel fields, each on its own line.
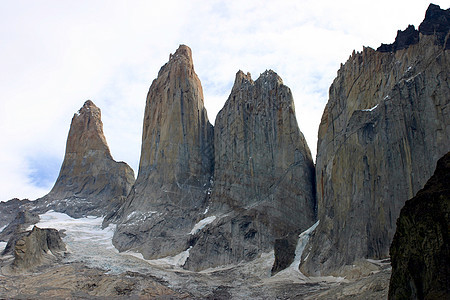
left=189, top=216, right=216, bottom=235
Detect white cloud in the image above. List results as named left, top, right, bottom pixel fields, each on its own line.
left=0, top=0, right=446, bottom=200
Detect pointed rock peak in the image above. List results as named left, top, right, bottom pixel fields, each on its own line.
left=159, top=45, right=195, bottom=77
left=67, top=100, right=111, bottom=156
left=43, top=100, right=135, bottom=217
left=256, top=69, right=283, bottom=85
left=76, top=100, right=99, bottom=116
left=168, top=44, right=193, bottom=65
left=232, top=70, right=253, bottom=90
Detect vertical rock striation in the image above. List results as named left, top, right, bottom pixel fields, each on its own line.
left=39, top=100, right=135, bottom=218
left=389, top=152, right=450, bottom=300
left=111, top=45, right=214, bottom=259
left=301, top=4, right=450, bottom=276
left=184, top=70, right=316, bottom=271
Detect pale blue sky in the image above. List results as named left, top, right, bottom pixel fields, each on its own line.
left=0, top=0, right=445, bottom=200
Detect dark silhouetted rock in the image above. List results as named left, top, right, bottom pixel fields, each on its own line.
left=419, top=4, right=450, bottom=49
left=271, top=233, right=298, bottom=275
left=378, top=4, right=449, bottom=52
left=388, top=152, right=450, bottom=300
left=377, top=25, right=419, bottom=52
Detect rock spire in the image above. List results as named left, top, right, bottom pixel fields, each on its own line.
left=184, top=70, right=316, bottom=271
left=111, top=45, right=214, bottom=259
left=40, top=100, right=135, bottom=218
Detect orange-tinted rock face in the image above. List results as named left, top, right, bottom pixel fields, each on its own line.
left=137, top=45, right=214, bottom=200
left=112, top=45, right=214, bottom=259
left=42, top=100, right=135, bottom=218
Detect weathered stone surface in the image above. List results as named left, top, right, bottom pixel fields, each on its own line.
left=37, top=100, right=135, bottom=218
left=301, top=6, right=450, bottom=277
left=0, top=199, right=32, bottom=239
left=0, top=209, right=38, bottom=247
left=3, top=226, right=66, bottom=273
left=0, top=264, right=192, bottom=299
left=185, top=70, right=316, bottom=271
left=111, top=45, right=214, bottom=259
left=388, top=152, right=450, bottom=300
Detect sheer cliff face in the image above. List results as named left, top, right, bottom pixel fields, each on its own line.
left=112, top=45, right=214, bottom=259
left=301, top=5, right=450, bottom=276
left=137, top=45, right=214, bottom=196
left=389, top=152, right=450, bottom=300
left=212, top=70, right=315, bottom=217
left=43, top=100, right=135, bottom=217
left=184, top=70, right=316, bottom=271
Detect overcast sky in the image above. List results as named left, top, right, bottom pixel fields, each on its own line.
left=0, top=0, right=446, bottom=201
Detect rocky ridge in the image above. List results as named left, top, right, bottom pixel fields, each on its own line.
left=378, top=4, right=449, bottom=52
left=301, top=3, right=450, bottom=277
left=389, top=151, right=450, bottom=299
left=111, top=45, right=215, bottom=260
left=184, top=70, right=316, bottom=271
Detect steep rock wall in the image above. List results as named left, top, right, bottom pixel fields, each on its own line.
left=301, top=4, right=450, bottom=276
left=185, top=70, right=316, bottom=270
left=112, top=45, right=214, bottom=259
left=389, top=152, right=450, bottom=300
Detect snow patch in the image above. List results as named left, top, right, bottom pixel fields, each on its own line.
left=124, top=246, right=192, bottom=268
left=34, top=210, right=115, bottom=249
left=0, top=224, right=7, bottom=233
left=125, top=211, right=158, bottom=224
left=0, top=241, right=7, bottom=253
left=292, top=221, right=320, bottom=270
left=203, top=206, right=209, bottom=214
left=190, top=216, right=216, bottom=235
left=362, top=104, right=378, bottom=112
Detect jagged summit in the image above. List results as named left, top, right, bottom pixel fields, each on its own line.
left=419, top=3, right=450, bottom=46
left=232, top=70, right=253, bottom=91
left=157, top=44, right=195, bottom=78
left=377, top=3, right=449, bottom=52
left=184, top=68, right=315, bottom=271
left=256, top=69, right=283, bottom=84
